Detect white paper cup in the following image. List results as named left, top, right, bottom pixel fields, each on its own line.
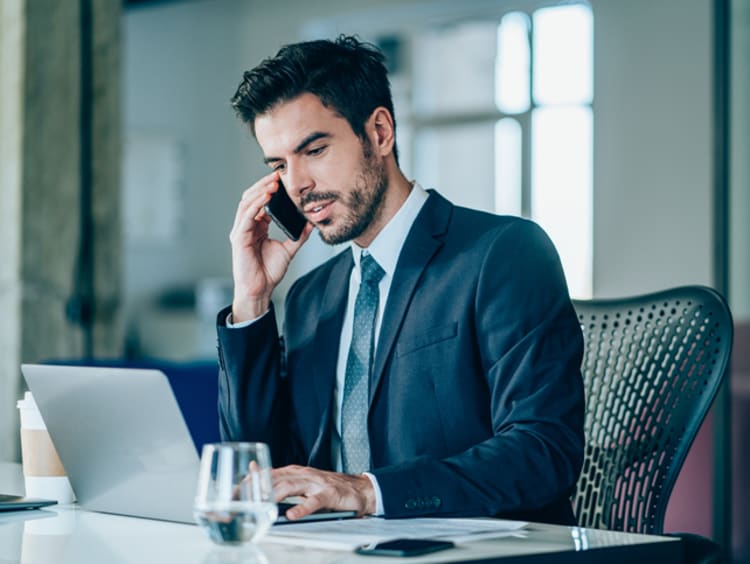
left=17, top=392, right=75, bottom=504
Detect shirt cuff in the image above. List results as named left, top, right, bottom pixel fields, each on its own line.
left=362, top=472, right=385, bottom=516
left=225, top=309, right=269, bottom=328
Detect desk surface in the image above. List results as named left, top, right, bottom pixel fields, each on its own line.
left=0, top=463, right=682, bottom=564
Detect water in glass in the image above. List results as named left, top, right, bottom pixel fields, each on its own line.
left=194, top=442, right=278, bottom=545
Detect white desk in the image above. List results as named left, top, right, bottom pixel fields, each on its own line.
left=0, top=463, right=683, bottom=563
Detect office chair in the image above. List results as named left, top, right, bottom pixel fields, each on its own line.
left=571, top=286, right=732, bottom=564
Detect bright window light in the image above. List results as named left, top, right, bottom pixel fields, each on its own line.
left=407, top=2, right=593, bottom=297
left=531, top=106, right=593, bottom=298
left=495, top=12, right=530, bottom=114
left=533, top=5, right=593, bottom=105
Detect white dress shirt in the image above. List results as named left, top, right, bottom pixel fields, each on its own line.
left=228, top=183, right=429, bottom=515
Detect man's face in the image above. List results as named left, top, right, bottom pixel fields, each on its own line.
left=255, top=93, right=388, bottom=246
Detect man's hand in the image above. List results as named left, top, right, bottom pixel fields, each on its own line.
left=229, top=172, right=313, bottom=322
left=272, top=465, right=376, bottom=520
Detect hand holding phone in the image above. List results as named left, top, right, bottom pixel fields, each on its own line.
left=355, top=538, right=455, bottom=557
left=264, top=179, right=308, bottom=241
left=230, top=175, right=309, bottom=322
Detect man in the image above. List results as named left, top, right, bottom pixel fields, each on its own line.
left=217, top=35, right=584, bottom=524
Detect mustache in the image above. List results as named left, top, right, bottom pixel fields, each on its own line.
left=300, top=192, right=339, bottom=207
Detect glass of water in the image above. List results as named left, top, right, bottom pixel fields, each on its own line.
left=194, top=442, right=278, bottom=545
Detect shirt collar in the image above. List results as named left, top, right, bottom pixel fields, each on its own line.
left=351, top=182, right=429, bottom=276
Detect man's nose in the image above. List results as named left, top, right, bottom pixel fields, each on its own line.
left=285, top=164, right=314, bottom=200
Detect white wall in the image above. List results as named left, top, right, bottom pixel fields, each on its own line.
left=591, top=0, right=713, bottom=298
left=123, top=0, right=251, bottom=336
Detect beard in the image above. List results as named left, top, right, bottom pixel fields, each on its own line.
left=302, top=141, right=388, bottom=246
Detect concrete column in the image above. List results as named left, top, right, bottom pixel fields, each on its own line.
left=0, top=0, right=26, bottom=464
left=0, top=0, right=122, bottom=462
left=90, top=0, right=124, bottom=355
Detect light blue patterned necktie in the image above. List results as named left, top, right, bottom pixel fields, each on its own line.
left=341, top=252, right=385, bottom=474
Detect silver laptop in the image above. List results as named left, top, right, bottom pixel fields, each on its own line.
left=20, top=364, right=356, bottom=525
left=21, top=364, right=200, bottom=523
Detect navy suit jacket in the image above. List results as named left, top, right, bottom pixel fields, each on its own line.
left=217, top=190, right=584, bottom=524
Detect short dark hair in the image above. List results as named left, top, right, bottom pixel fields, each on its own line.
left=230, top=35, right=398, bottom=162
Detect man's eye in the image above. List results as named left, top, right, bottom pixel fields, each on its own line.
left=308, top=146, right=326, bottom=156
left=272, top=163, right=286, bottom=172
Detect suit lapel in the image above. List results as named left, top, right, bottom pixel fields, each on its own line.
left=369, top=191, right=452, bottom=406
left=309, top=251, right=353, bottom=466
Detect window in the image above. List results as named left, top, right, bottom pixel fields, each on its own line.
left=400, top=3, right=593, bottom=297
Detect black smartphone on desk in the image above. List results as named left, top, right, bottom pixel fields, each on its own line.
left=264, top=180, right=307, bottom=241
left=355, top=538, right=455, bottom=557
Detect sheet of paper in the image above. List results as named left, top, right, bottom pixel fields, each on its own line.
left=265, top=517, right=528, bottom=551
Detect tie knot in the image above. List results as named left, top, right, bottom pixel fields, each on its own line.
left=360, top=253, right=385, bottom=285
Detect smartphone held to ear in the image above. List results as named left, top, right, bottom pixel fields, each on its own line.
left=264, top=180, right=307, bottom=241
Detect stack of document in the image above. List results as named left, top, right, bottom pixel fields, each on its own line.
left=266, top=517, right=528, bottom=551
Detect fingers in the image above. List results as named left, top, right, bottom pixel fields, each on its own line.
left=231, top=177, right=277, bottom=240
left=232, top=172, right=311, bottom=247
left=273, top=470, right=322, bottom=520
left=271, top=465, right=312, bottom=502
left=272, top=467, right=323, bottom=520
left=270, top=465, right=373, bottom=520
left=286, top=495, right=325, bottom=520
left=240, top=170, right=280, bottom=202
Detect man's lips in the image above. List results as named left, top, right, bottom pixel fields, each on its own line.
left=303, top=200, right=335, bottom=223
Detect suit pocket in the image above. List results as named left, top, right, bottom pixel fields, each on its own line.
left=396, top=322, right=458, bottom=357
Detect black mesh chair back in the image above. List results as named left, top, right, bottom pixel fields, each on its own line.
left=572, top=285, right=733, bottom=535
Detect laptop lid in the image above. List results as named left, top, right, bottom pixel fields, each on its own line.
left=21, top=364, right=199, bottom=524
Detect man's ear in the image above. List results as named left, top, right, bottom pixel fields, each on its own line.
left=366, top=107, right=395, bottom=157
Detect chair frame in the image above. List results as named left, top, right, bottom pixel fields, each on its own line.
left=571, top=285, right=733, bottom=535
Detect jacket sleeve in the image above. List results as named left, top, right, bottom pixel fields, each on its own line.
left=372, top=220, right=585, bottom=520
left=216, top=304, right=303, bottom=467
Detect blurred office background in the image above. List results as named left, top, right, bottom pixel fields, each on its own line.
left=0, top=0, right=748, bottom=560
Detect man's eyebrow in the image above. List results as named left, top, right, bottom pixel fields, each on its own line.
left=263, top=132, right=331, bottom=165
